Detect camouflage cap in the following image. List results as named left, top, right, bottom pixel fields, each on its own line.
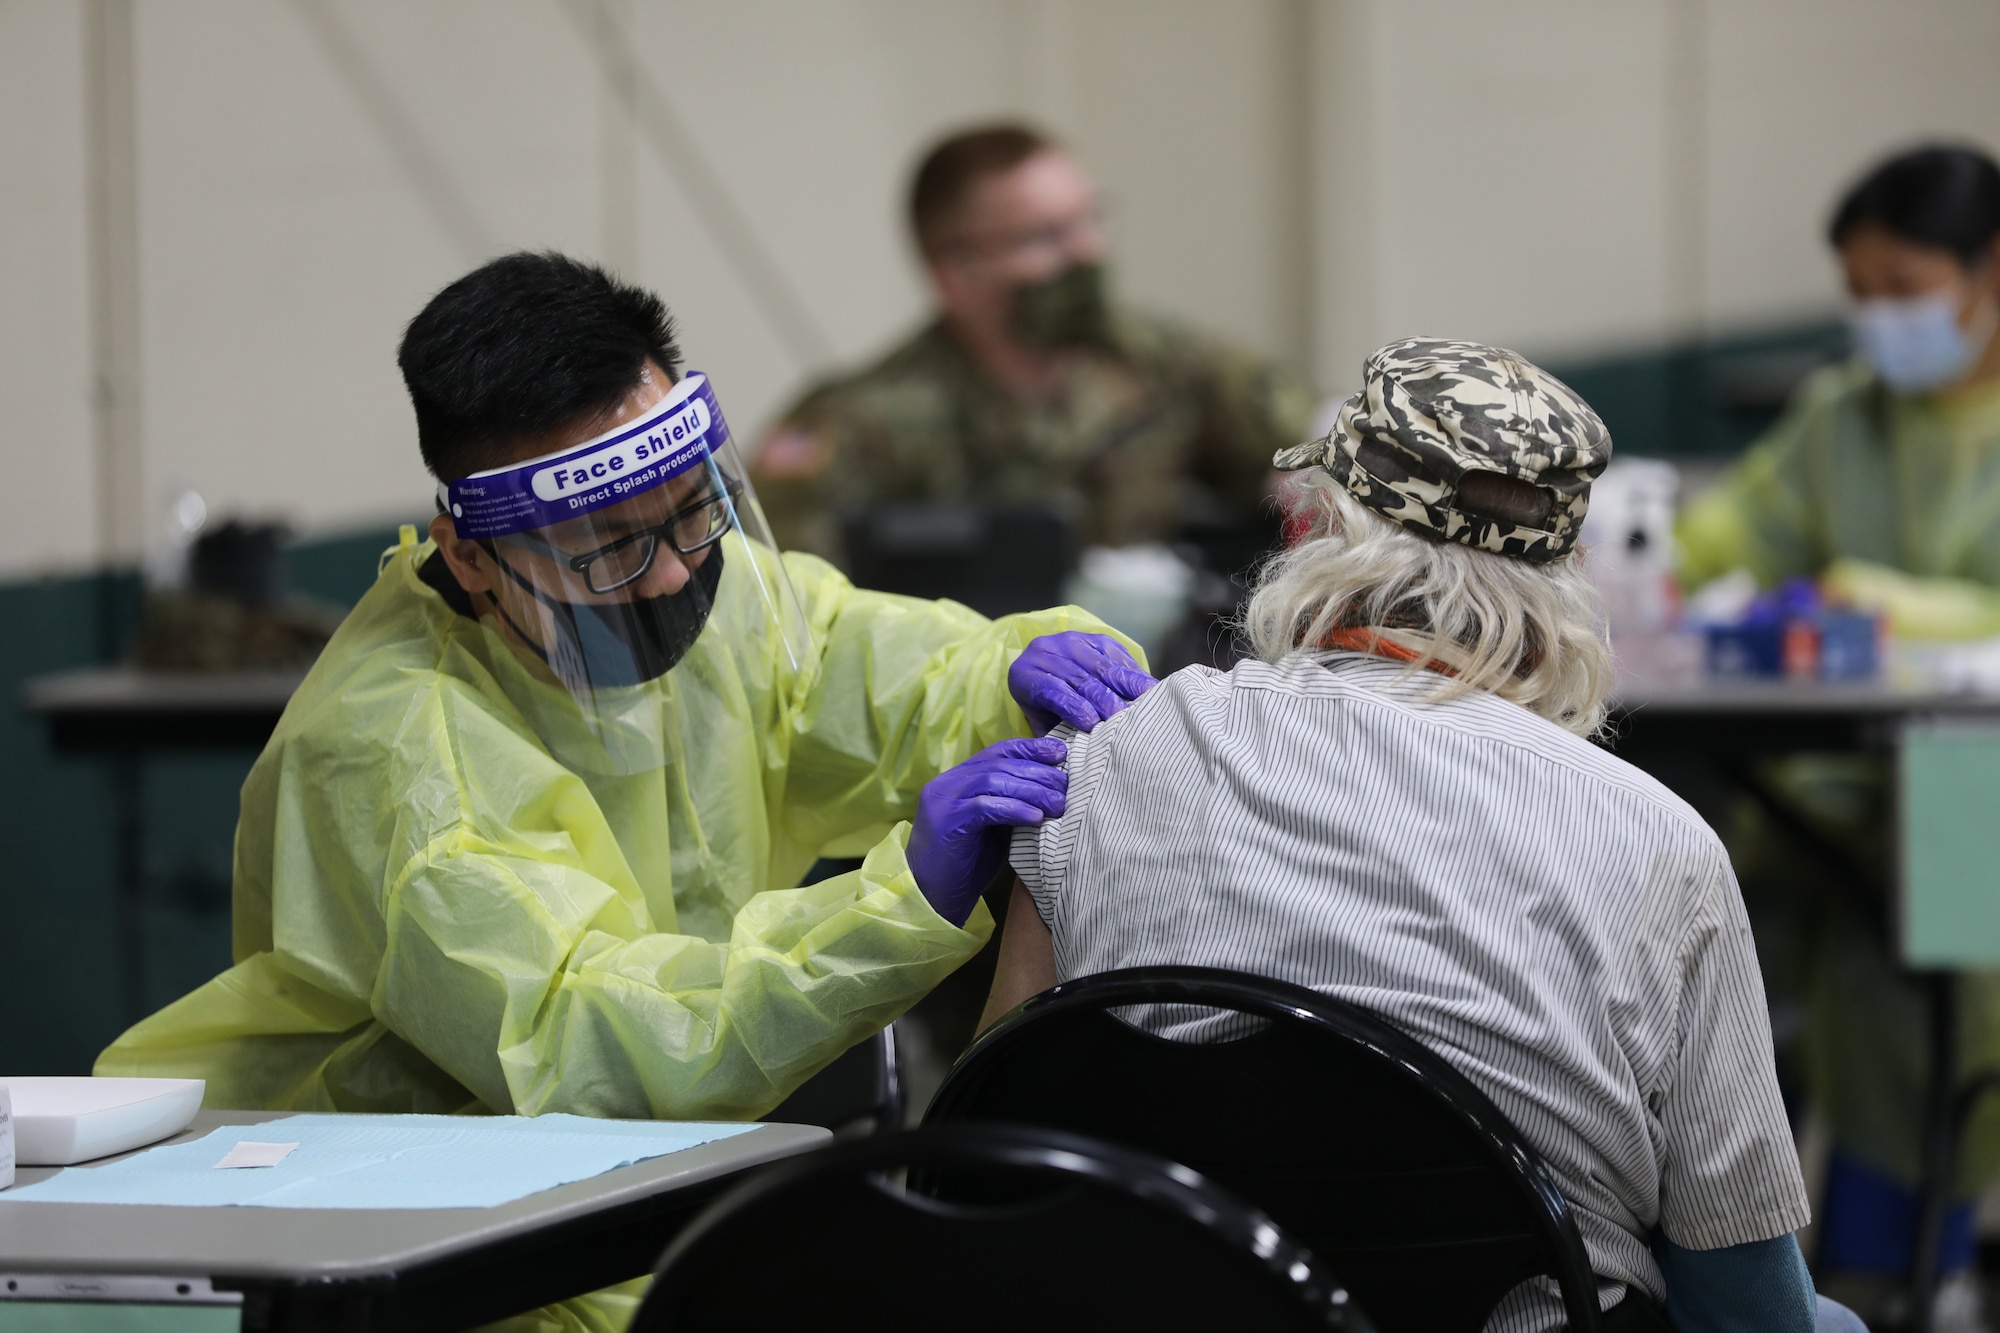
left=1274, top=337, right=1611, bottom=563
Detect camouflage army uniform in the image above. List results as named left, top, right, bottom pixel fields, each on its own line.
left=753, top=312, right=1316, bottom=563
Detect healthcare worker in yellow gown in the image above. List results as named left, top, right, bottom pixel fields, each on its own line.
left=96, top=253, right=1154, bottom=1332
left=1680, top=144, right=2000, bottom=1309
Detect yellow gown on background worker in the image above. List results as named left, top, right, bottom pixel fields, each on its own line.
left=1682, top=359, right=2000, bottom=628
left=1678, top=359, right=2000, bottom=1196
left=98, top=527, right=1116, bottom=1122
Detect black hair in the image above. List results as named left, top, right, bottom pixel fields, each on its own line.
left=1828, top=143, right=2000, bottom=267
left=398, top=251, right=682, bottom=481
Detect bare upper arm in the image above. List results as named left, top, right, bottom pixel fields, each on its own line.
left=978, top=878, right=1057, bottom=1035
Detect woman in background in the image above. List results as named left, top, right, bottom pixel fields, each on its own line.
left=1682, top=143, right=2000, bottom=601
left=1680, top=143, right=2000, bottom=1326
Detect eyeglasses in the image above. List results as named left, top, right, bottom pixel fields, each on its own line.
left=517, top=484, right=739, bottom=594
left=947, top=205, right=1106, bottom=269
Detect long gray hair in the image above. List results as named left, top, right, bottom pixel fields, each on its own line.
left=1240, top=473, right=1614, bottom=738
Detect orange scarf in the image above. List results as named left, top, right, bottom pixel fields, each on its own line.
left=1320, top=627, right=1459, bottom=678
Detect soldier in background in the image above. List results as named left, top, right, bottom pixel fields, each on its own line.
left=752, top=122, right=1316, bottom=572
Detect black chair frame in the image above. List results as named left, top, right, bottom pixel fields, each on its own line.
left=635, top=1122, right=1372, bottom=1331
left=926, top=966, right=1604, bottom=1332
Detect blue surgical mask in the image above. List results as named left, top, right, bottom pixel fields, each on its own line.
left=1848, top=292, right=1989, bottom=393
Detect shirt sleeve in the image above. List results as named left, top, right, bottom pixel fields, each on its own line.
left=1008, top=712, right=1129, bottom=932
left=1656, top=848, right=1813, bottom=1249
left=379, top=810, right=982, bottom=1121
left=1009, top=723, right=1074, bottom=921
left=1676, top=366, right=1855, bottom=590
left=1821, top=556, right=2000, bottom=640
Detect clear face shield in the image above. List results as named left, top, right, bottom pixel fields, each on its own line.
left=441, top=371, right=808, bottom=773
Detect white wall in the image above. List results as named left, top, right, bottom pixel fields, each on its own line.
left=133, top=2, right=597, bottom=553
left=5, top=0, right=2000, bottom=580
left=1313, top=0, right=2000, bottom=380
left=1, top=0, right=94, bottom=576
left=1, top=0, right=1306, bottom=578
left=1060, top=0, right=1312, bottom=360
left=1316, top=0, right=1678, bottom=372
left=1703, top=0, right=2000, bottom=330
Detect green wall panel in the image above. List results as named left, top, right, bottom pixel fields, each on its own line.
left=1546, top=319, right=1847, bottom=458
left=1901, top=723, right=2000, bottom=969
left=0, top=527, right=403, bottom=1077
left=0, top=1304, right=237, bottom=1333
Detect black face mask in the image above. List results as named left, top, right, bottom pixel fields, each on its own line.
left=1010, top=261, right=1115, bottom=348
left=491, top=541, right=725, bottom=689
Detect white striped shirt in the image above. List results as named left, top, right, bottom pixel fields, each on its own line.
left=1011, top=652, right=1809, bottom=1330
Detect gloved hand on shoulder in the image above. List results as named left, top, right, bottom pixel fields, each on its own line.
left=1007, top=631, right=1156, bottom=736
left=907, top=737, right=1068, bottom=927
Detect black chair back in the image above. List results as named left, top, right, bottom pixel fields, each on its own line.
left=632, top=1123, right=1372, bottom=1332
left=761, top=1026, right=902, bottom=1135
left=924, top=967, right=1603, bottom=1333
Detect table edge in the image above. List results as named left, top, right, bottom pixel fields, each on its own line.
left=0, top=1118, right=830, bottom=1282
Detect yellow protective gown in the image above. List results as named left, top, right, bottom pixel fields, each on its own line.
left=1681, top=360, right=2000, bottom=629
left=1676, top=360, right=2000, bottom=1195
left=98, top=529, right=1127, bottom=1331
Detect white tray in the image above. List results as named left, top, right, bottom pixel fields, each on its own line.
left=3, top=1076, right=205, bottom=1165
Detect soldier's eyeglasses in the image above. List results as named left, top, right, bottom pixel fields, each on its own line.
left=950, top=205, right=1106, bottom=268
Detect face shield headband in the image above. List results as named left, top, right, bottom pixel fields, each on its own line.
left=442, top=371, right=728, bottom=542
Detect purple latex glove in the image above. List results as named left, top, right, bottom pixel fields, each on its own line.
left=907, top=737, right=1068, bottom=927
left=1008, top=631, right=1158, bottom=736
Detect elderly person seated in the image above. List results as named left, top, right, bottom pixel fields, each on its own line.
left=942, top=340, right=1859, bottom=1333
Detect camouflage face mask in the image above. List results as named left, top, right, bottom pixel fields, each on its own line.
left=1273, top=337, right=1612, bottom=563
left=1011, top=262, right=1116, bottom=349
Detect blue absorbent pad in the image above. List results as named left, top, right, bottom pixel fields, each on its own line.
left=4, top=1114, right=758, bottom=1210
